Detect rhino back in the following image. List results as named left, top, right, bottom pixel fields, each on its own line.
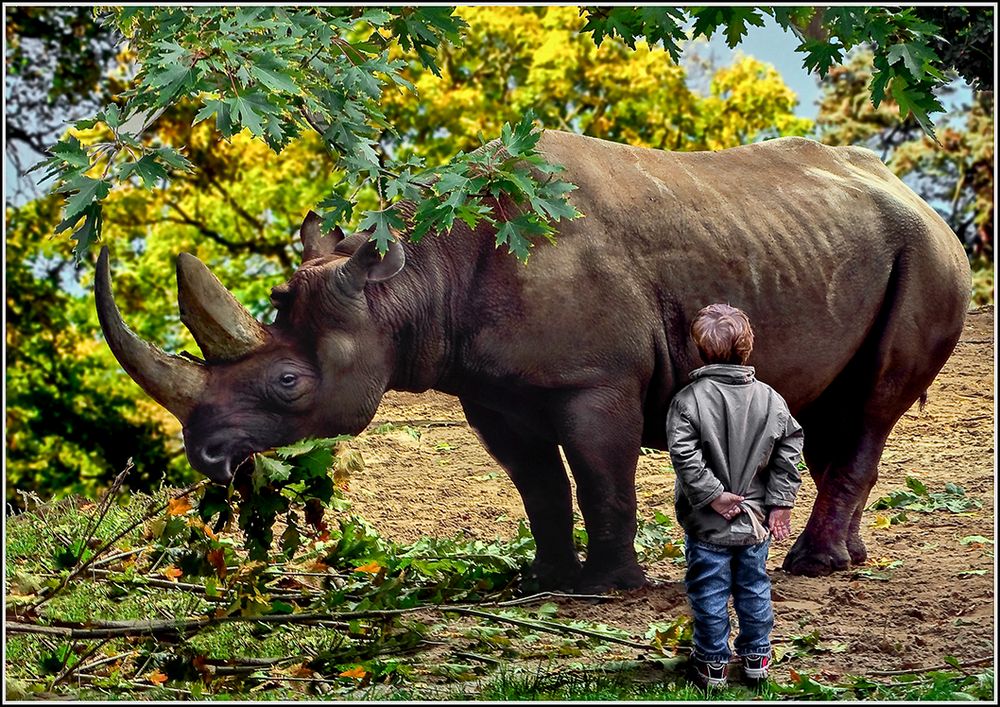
left=409, top=131, right=968, bottom=424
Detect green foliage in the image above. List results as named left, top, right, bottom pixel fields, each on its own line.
left=33, top=7, right=577, bottom=264
left=868, top=477, right=982, bottom=514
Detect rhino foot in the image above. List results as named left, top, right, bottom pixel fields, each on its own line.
left=782, top=535, right=851, bottom=577
left=519, top=557, right=583, bottom=594
left=574, top=561, right=647, bottom=595
left=846, top=534, right=868, bottom=565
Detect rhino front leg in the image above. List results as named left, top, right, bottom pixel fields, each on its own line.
left=461, top=400, right=582, bottom=591
left=555, top=387, right=647, bottom=594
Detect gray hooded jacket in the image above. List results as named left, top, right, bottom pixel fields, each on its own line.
left=666, top=364, right=804, bottom=546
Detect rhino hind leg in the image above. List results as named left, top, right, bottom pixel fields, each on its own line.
left=460, top=400, right=582, bottom=592
left=784, top=251, right=966, bottom=576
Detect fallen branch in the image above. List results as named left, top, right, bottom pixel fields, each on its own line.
left=373, top=419, right=466, bottom=428
left=74, top=566, right=320, bottom=602
left=7, top=607, right=430, bottom=640
left=9, top=601, right=652, bottom=653
left=449, top=607, right=650, bottom=651
left=866, top=655, right=994, bottom=677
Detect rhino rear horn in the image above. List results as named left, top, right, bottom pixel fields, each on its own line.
left=176, top=253, right=269, bottom=362
left=300, top=210, right=346, bottom=262
left=95, top=247, right=207, bottom=422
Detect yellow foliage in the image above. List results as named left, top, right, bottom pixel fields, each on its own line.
left=383, top=6, right=811, bottom=162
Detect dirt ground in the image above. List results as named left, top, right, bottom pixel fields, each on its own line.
left=345, top=306, right=995, bottom=680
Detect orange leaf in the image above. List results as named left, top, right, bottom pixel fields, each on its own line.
left=789, top=668, right=801, bottom=683
left=147, top=670, right=168, bottom=685
left=167, top=497, right=192, bottom=516
left=207, top=548, right=227, bottom=579
left=189, top=517, right=218, bottom=541
left=163, top=566, right=183, bottom=581
left=339, top=666, right=367, bottom=679
left=353, top=561, right=382, bottom=575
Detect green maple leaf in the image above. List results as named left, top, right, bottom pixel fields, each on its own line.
left=250, top=63, right=299, bottom=94
left=722, top=8, right=765, bottom=48
left=147, top=63, right=191, bottom=102
left=58, top=175, right=112, bottom=222
left=154, top=147, right=194, bottom=171
left=494, top=213, right=550, bottom=262
left=531, top=180, right=581, bottom=222
left=797, top=39, right=845, bottom=76
left=501, top=111, right=541, bottom=158
left=119, top=154, right=169, bottom=188
left=253, top=455, right=292, bottom=491
left=357, top=208, right=406, bottom=256
left=886, top=42, right=937, bottom=82
left=49, top=137, right=90, bottom=169
left=690, top=7, right=725, bottom=40
left=231, top=95, right=263, bottom=136
left=889, top=77, right=940, bottom=140
left=68, top=203, right=103, bottom=264
left=869, top=55, right=892, bottom=107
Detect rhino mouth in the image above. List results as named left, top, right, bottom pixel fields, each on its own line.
left=186, top=434, right=258, bottom=485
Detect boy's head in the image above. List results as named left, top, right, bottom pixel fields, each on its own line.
left=690, top=303, right=755, bottom=365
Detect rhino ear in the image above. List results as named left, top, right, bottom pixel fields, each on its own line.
left=337, top=238, right=406, bottom=293
left=300, top=210, right=346, bottom=262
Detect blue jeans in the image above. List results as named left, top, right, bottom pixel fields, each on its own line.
left=684, top=535, right=773, bottom=663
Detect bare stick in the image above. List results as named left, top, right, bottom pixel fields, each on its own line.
left=867, top=655, right=994, bottom=676
left=449, top=607, right=649, bottom=650
left=51, top=637, right=111, bottom=688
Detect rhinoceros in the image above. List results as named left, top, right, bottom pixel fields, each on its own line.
left=95, top=130, right=970, bottom=591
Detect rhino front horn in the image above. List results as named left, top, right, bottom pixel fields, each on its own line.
left=95, top=246, right=207, bottom=422
left=176, top=253, right=269, bottom=362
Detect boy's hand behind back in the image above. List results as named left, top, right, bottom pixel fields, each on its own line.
left=710, top=491, right=744, bottom=521
left=769, top=507, right=792, bottom=541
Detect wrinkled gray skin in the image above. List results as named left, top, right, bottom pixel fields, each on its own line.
left=96, top=131, right=971, bottom=592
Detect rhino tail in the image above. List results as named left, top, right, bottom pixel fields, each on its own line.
left=919, top=390, right=928, bottom=412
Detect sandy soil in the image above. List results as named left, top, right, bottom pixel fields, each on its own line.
left=343, top=306, right=995, bottom=679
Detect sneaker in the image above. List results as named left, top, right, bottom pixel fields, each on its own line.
left=741, top=654, right=770, bottom=683
left=689, top=657, right=729, bottom=689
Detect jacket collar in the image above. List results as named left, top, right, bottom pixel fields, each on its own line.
left=689, top=364, right=756, bottom=385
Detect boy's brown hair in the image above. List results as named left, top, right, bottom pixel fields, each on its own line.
left=690, top=303, right=755, bottom=365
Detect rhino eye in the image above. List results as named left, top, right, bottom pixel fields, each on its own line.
left=279, top=373, right=298, bottom=387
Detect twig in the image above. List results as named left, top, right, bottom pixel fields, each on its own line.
left=867, top=655, right=994, bottom=676
left=51, top=637, right=111, bottom=688
left=89, top=546, right=154, bottom=569
left=78, top=462, right=133, bottom=564
left=452, top=651, right=501, bottom=665
left=79, top=566, right=318, bottom=601
left=488, top=591, right=611, bottom=607
left=373, top=419, right=466, bottom=428
left=448, top=607, right=649, bottom=650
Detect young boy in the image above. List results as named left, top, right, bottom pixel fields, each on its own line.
left=666, top=303, right=804, bottom=689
